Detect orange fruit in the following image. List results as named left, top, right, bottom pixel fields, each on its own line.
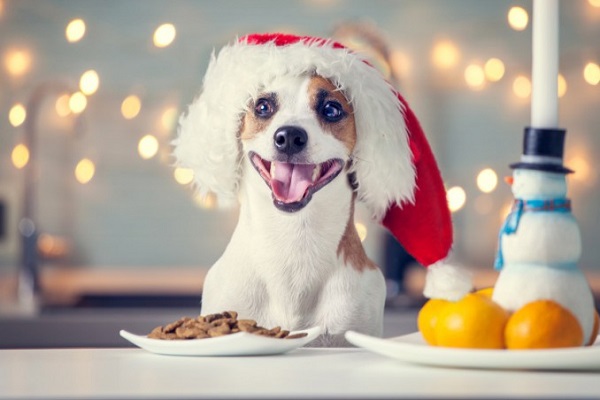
left=417, top=298, right=450, bottom=345
left=435, top=293, right=509, bottom=349
left=505, top=300, right=584, bottom=349
left=476, top=287, right=494, bottom=298
left=587, top=309, right=599, bottom=346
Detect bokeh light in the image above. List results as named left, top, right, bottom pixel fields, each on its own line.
left=11, top=144, right=29, bottom=169
left=153, top=23, right=176, bottom=48
left=173, top=167, right=194, bottom=185
left=138, top=134, right=159, bottom=160
left=37, top=233, right=70, bottom=259
left=583, top=62, right=600, bottom=85
left=79, top=69, right=99, bottom=95
left=355, top=222, right=368, bottom=242
left=75, top=158, right=95, bottom=184
left=557, top=74, right=567, bottom=98
left=568, top=155, right=591, bottom=183
left=161, top=106, right=178, bottom=131
left=194, top=193, right=216, bottom=209
left=484, top=58, right=505, bottom=82
left=4, top=49, right=32, bottom=77
left=55, top=94, right=72, bottom=117
left=66, top=18, right=86, bottom=42
left=9, top=103, right=26, bottom=127
left=476, top=168, right=498, bottom=193
left=121, top=95, right=141, bottom=119
left=464, top=64, right=485, bottom=89
left=431, top=40, right=460, bottom=69
left=589, top=0, right=600, bottom=7
left=447, top=186, right=466, bottom=212
left=508, top=6, right=529, bottom=31
left=69, top=92, right=87, bottom=114
left=513, top=75, right=531, bottom=98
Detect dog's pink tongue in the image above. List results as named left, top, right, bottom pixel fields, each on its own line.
left=271, top=162, right=314, bottom=203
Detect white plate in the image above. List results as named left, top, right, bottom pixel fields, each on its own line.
left=345, top=331, right=600, bottom=370
left=120, top=326, right=321, bottom=356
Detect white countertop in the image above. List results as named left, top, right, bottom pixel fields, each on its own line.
left=1, top=346, right=599, bottom=399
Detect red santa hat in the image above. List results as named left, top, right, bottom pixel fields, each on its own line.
left=175, top=33, right=472, bottom=300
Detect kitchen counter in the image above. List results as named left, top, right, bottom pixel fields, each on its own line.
left=2, top=267, right=600, bottom=399
left=0, top=309, right=419, bottom=348
left=1, top=346, right=599, bottom=399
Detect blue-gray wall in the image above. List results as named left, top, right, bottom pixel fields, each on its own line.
left=1, top=0, right=598, bottom=273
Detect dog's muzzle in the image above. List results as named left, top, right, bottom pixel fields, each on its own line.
left=249, top=151, right=344, bottom=213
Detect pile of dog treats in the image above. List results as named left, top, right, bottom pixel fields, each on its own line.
left=148, top=311, right=308, bottom=340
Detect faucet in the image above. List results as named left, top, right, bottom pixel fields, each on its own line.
left=18, top=82, right=84, bottom=312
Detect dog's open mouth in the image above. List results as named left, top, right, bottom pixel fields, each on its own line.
left=249, top=152, right=344, bottom=212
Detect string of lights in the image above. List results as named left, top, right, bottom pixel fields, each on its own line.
left=1, top=0, right=598, bottom=251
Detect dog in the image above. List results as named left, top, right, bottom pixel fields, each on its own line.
left=174, top=34, right=465, bottom=346
left=201, top=73, right=385, bottom=346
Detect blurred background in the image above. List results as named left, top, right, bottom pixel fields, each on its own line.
left=0, top=0, right=599, bottom=317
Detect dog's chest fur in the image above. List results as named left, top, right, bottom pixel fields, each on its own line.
left=200, top=159, right=385, bottom=346
left=196, top=74, right=386, bottom=346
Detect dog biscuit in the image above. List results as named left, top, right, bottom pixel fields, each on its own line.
left=147, top=311, right=308, bottom=340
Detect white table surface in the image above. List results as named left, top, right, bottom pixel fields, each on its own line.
left=1, top=345, right=600, bottom=399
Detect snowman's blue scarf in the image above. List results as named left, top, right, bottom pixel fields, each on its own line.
left=494, top=198, right=572, bottom=270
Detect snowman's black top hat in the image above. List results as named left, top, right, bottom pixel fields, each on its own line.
left=509, top=127, right=573, bottom=174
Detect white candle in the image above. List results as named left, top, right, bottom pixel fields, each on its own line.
left=531, top=0, right=559, bottom=128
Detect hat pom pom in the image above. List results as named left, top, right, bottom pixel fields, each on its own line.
left=423, top=261, right=473, bottom=301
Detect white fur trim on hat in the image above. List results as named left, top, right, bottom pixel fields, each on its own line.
left=423, top=261, right=473, bottom=301
left=173, top=37, right=416, bottom=218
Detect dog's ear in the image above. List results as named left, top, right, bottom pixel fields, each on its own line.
left=172, top=50, right=250, bottom=208
left=350, top=80, right=452, bottom=268
left=348, top=72, right=416, bottom=221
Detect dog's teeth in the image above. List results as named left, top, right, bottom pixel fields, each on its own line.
left=312, top=164, right=321, bottom=182
left=270, top=162, right=276, bottom=178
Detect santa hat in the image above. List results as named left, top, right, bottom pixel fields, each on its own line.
left=174, top=33, right=472, bottom=300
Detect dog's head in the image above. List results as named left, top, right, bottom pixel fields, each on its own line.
left=241, top=74, right=356, bottom=212
left=174, top=33, right=453, bottom=269
left=174, top=35, right=415, bottom=220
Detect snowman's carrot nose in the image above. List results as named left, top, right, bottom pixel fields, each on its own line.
left=504, top=176, right=514, bottom=186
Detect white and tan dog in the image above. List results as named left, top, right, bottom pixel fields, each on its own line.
left=174, top=34, right=469, bottom=346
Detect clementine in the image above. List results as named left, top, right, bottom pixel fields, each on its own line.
left=417, top=298, right=450, bottom=345
left=435, top=293, right=509, bottom=349
left=587, top=309, right=599, bottom=346
left=476, top=287, right=494, bottom=298
left=505, top=300, right=584, bottom=349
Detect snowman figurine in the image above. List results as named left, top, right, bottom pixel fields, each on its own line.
left=493, top=127, right=595, bottom=345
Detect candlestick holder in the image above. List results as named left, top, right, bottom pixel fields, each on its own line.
left=492, top=126, right=597, bottom=347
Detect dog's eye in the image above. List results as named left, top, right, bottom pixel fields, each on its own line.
left=254, top=98, right=275, bottom=119
left=321, top=101, right=345, bottom=122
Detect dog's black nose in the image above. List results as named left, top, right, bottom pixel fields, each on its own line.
left=274, top=126, right=308, bottom=155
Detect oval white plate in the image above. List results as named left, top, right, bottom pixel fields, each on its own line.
left=345, top=331, right=600, bottom=370
left=120, top=326, right=321, bottom=356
